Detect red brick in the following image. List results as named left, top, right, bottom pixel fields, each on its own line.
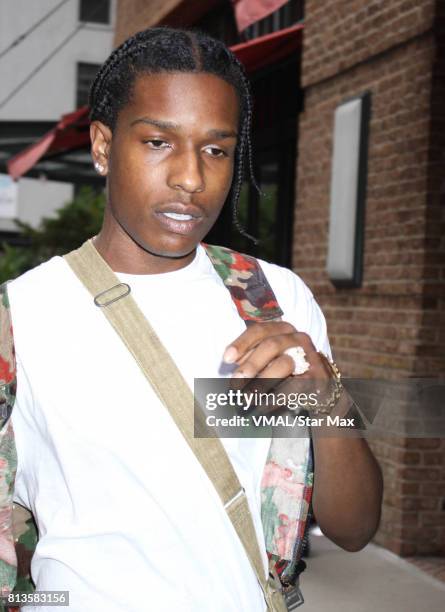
left=394, top=450, right=421, bottom=465
left=401, top=526, right=439, bottom=540
left=399, top=541, right=418, bottom=556
left=421, top=513, right=445, bottom=527
left=400, top=482, right=420, bottom=495
left=422, top=484, right=445, bottom=496
left=421, top=498, right=442, bottom=510
left=405, top=438, right=442, bottom=449
left=398, top=467, right=442, bottom=481
left=423, top=452, right=445, bottom=466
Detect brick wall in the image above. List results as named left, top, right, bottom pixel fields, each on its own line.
left=303, top=0, right=435, bottom=87
left=296, top=0, right=444, bottom=555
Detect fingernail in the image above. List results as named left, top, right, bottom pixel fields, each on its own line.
left=232, top=371, right=246, bottom=378
left=223, top=346, right=238, bottom=363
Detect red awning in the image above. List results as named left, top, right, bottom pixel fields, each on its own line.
left=231, top=0, right=289, bottom=32
left=7, top=23, right=303, bottom=181
left=7, top=106, right=90, bottom=181
left=231, top=22, right=303, bottom=73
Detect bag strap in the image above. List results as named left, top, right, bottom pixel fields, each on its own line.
left=203, top=244, right=311, bottom=587
left=202, top=244, right=283, bottom=323
left=64, top=239, right=285, bottom=610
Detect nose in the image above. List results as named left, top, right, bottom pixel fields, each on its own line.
left=167, top=148, right=205, bottom=194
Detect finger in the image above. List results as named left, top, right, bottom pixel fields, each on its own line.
left=235, top=347, right=255, bottom=367
left=233, top=330, right=318, bottom=379
left=232, top=334, right=299, bottom=378
left=257, top=354, right=295, bottom=379
left=223, top=321, right=297, bottom=364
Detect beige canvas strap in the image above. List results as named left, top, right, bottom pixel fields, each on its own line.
left=64, top=239, right=287, bottom=611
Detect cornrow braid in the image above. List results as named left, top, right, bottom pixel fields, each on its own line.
left=230, top=118, right=259, bottom=244
left=92, top=45, right=148, bottom=126
left=89, top=27, right=260, bottom=242
left=230, top=57, right=262, bottom=193
left=228, top=57, right=262, bottom=243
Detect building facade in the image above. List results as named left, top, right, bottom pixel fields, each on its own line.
left=297, top=0, right=444, bottom=557
left=0, top=0, right=116, bottom=232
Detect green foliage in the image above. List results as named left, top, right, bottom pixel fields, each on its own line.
left=0, top=242, right=34, bottom=284
left=0, top=187, right=105, bottom=284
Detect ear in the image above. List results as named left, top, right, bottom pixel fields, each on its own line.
left=90, top=121, right=112, bottom=176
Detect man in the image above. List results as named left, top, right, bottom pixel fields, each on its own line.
left=2, top=28, right=382, bottom=611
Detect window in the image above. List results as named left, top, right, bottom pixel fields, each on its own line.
left=79, top=0, right=111, bottom=24
left=76, top=62, right=101, bottom=108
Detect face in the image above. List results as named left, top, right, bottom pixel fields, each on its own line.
left=91, top=71, right=240, bottom=273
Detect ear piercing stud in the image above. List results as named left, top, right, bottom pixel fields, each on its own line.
left=94, top=161, right=105, bottom=174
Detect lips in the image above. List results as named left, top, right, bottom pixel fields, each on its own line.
left=155, top=202, right=204, bottom=236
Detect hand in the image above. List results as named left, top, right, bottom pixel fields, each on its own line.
left=223, top=321, right=331, bottom=381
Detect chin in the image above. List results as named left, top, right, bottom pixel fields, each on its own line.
left=137, top=236, right=199, bottom=260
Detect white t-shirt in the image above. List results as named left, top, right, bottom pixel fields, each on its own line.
left=8, top=244, right=330, bottom=612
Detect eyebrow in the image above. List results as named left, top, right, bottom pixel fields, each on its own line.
left=130, top=117, right=238, bottom=139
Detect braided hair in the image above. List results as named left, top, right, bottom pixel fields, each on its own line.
left=89, top=27, right=258, bottom=242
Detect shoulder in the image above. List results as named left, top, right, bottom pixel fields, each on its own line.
left=6, top=256, right=83, bottom=346
left=7, top=256, right=82, bottom=317
left=7, top=256, right=67, bottom=297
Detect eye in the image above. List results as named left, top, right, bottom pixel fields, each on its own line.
left=144, top=139, right=170, bottom=149
left=204, top=146, right=227, bottom=158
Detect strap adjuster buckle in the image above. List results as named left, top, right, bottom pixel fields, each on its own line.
left=94, top=283, right=131, bottom=307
